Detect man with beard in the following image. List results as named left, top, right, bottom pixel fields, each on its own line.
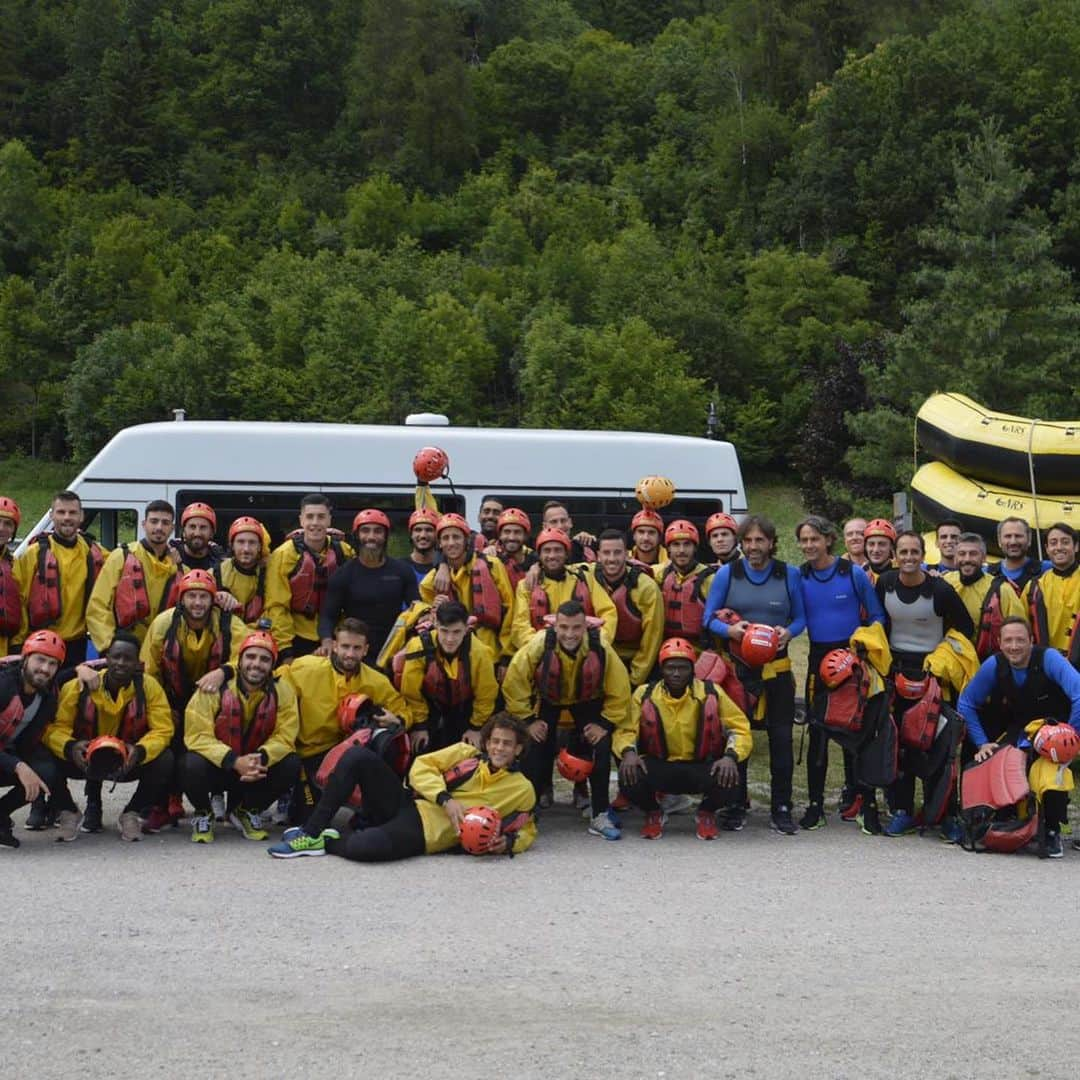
left=476, top=497, right=504, bottom=548
left=215, top=517, right=270, bottom=629
left=658, top=521, right=715, bottom=642
left=928, top=519, right=962, bottom=575
left=1028, top=523, right=1080, bottom=655
left=183, top=630, right=301, bottom=843
left=862, top=519, right=897, bottom=584
left=706, top=513, right=740, bottom=568
left=843, top=518, right=868, bottom=568
left=407, top=508, right=439, bottom=586
left=539, top=501, right=596, bottom=564
left=279, top=617, right=409, bottom=825
left=629, top=510, right=667, bottom=573
left=944, top=533, right=1028, bottom=659
left=990, top=516, right=1048, bottom=596
left=0, top=630, right=64, bottom=849
left=485, top=508, right=536, bottom=591
left=170, top=503, right=222, bottom=572
left=319, top=509, right=418, bottom=659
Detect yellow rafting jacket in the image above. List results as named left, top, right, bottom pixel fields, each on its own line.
left=585, top=563, right=664, bottom=686
left=509, top=570, right=618, bottom=652
left=419, top=555, right=516, bottom=660
left=87, top=541, right=179, bottom=651
left=216, top=558, right=266, bottom=629
left=264, top=537, right=355, bottom=652
left=13, top=534, right=106, bottom=643
left=185, top=676, right=299, bottom=767
left=628, top=544, right=668, bottom=570
left=631, top=679, right=752, bottom=763
left=399, top=633, right=499, bottom=731
left=46, top=672, right=174, bottom=763
left=943, top=570, right=1029, bottom=641
left=1029, top=564, right=1080, bottom=653
left=140, top=608, right=247, bottom=688
left=278, top=654, right=410, bottom=758
left=409, top=742, right=537, bottom=855
left=655, top=560, right=716, bottom=626
left=502, top=628, right=634, bottom=757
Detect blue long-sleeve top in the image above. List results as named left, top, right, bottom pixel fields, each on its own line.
left=703, top=559, right=806, bottom=640
left=799, top=559, right=885, bottom=645
left=958, top=649, right=1080, bottom=747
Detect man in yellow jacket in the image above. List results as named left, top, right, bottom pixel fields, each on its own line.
left=1028, top=522, right=1080, bottom=655
left=214, top=516, right=270, bottom=629
left=657, top=520, right=715, bottom=642
left=621, top=637, right=752, bottom=840
left=44, top=631, right=173, bottom=840
left=944, top=532, right=1028, bottom=659
left=278, top=616, right=409, bottom=825
left=268, top=713, right=536, bottom=860
left=183, top=629, right=300, bottom=843
left=503, top=600, right=633, bottom=840
left=628, top=509, right=667, bottom=572
left=0, top=496, right=21, bottom=659
left=510, top=528, right=617, bottom=651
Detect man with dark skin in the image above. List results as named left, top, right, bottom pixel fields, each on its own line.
left=407, top=509, right=439, bottom=586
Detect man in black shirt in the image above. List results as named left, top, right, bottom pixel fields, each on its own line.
left=318, top=509, right=419, bottom=659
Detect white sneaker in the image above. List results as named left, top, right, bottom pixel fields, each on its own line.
left=270, top=794, right=291, bottom=826
left=659, top=793, right=695, bottom=816
left=210, top=794, right=226, bottom=822
left=55, top=810, right=82, bottom=842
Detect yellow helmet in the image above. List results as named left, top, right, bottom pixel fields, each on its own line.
left=635, top=475, right=676, bottom=510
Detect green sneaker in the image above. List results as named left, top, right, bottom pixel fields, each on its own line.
left=267, top=827, right=340, bottom=859
left=191, top=813, right=214, bottom=844
left=228, top=808, right=268, bottom=841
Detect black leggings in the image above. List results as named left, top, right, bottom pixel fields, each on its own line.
left=182, top=751, right=300, bottom=814
left=50, top=749, right=174, bottom=816
left=623, top=757, right=740, bottom=813
left=522, top=702, right=613, bottom=817
left=0, top=750, right=60, bottom=827
left=307, top=745, right=426, bottom=863
left=736, top=671, right=795, bottom=811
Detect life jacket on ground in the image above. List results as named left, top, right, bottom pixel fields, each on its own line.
left=974, top=576, right=1012, bottom=660
left=600, top=567, right=644, bottom=644
left=74, top=675, right=148, bottom=743
left=638, top=680, right=723, bottom=761
left=959, top=745, right=1040, bottom=853
left=527, top=570, right=594, bottom=631
left=469, top=555, right=504, bottom=631
left=114, top=544, right=178, bottom=630
left=661, top=565, right=709, bottom=639
left=28, top=534, right=105, bottom=630
left=315, top=723, right=412, bottom=808
left=213, top=681, right=278, bottom=754
left=160, top=609, right=232, bottom=705
left=287, top=537, right=345, bottom=617
left=535, top=626, right=605, bottom=705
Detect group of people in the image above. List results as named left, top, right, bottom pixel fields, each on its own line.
left=1, top=488, right=1077, bottom=865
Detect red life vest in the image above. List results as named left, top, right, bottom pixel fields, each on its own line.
left=638, top=680, right=723, bottom=761
left=974, top=576, right=1010, bottom=660
left=661, top=565, right=709, bottom=639
left=0, top=556, right=20, bottom=636
left=442, top=753, right=482, bottom=790
left=160, top=609, right=232, bottom=704
left=213, top=681, right=278, bottom=755
left=417, top=631, right=473, bottom=709
left=469, top=555, right=503, bottom=631
left=74, top=676, right=148, bottom=743
left=0, top=692, right=24, bottom=747
left=534, top=627, right=606, bottom=704
left=216, top=563, right=265, bottom=624
left=316, top=724, right=412, bottom=806
left=499, top=552, right=531, bottom=591
left=599, top=567, right=644, bottom=644
left=114, top=544, right=177, bottom=630
left=527, top=570, right=594, bottom=631
left=27, top=535, right=105, bottom=631
left=287, top=538, right=345, bottom=616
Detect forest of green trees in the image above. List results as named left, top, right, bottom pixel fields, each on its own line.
left=3, top=0, right=1080, bottom=517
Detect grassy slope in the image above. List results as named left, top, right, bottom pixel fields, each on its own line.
left=0, top=456, right=78, bottom=537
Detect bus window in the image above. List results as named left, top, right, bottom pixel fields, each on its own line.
left=81, top=508, right=139, bottom=549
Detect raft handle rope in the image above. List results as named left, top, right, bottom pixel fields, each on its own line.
left=1027, top=420, right=1043, bottom=561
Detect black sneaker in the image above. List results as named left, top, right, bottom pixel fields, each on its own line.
left=858, top=802, right=882, bottom=836
left=719, top=805, right=746, bottom=832
left=24, top=796, right=52, bottom=831
left=81, top=801, right=104, bottom=833
left=0, top=823, right=18, bottom=849
left=799, top=802, right=826, bottom=831
left=1046, top=831, right=1064, bottom=859
left=770, top=806, right=797, bottom=835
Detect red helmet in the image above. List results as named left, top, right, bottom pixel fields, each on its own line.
left=85, top=735, right=129, bottom=781
left=819, top=649, right=858, bottom=689
left=408, top=508, right=440, bottom=531
left=239, top=630, right=278, bottom=663
left=1033, top=723, right=1080, bottom=765
left=894, top=672, right=929, bottom=701
left=664, top=519, right=699, bottom=545
left=337, top=693, right=373, bottom=734
left=706, top=512, right=737, bottom=536
left=535, top=528, right=571, bottom=552
left=413, top=446, right=449, bottom=484
left=497, top=508, right=531, bottom=534
left=459, top=805, right=501, bottom=854
left=181, top=502, right=217, bottom=530
left=436, top=513, right=470, bottom=537
left=658, top=637, right=697, bottom=665
left=21, top=629, right=66, bottom=664
left=0, top=496, right=20, bottom=527
left=739, top=624, right=781, bottom=667
left=177, top=569, right=217, bottom=597
left=631, top=509, right=664, bottom=534
left=556, top=747, right=595, bottom=782
left=713, top=607, right=741, bottom=626
left=353, top=508, right=391, bottom=533
left=228, top=515, right=267, bottom=550
left=864, top=518, right=897, bottom=543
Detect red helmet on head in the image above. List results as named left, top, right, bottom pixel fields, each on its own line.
left=1033, top=723, right=1080, bottom=765
left=181, top=502, right=217, bottom=530
left=706, top=512, right=737, bottom=536
left=664, top=519, right=699, bottom=546
left=21, top=629, right=66, bottom=664
left=819, top=649, right=858, bottom=689
left=631, top=509, right=664, bottom=534
left=497, top=508, right=531, bottom=534
left=353, top=508, right=391, bottom=534
left=0, top=496, right=20, bottom=527
left=739, top=624, right=781, bottom=667
left=85, top=735, right=129, bottom=781
left=239, top=630, right=278, bottom=663
left=413, top=446, right=449, bottom=484
left=535, top=528, right=571, bottom=552
left=556, top=747, right=595, bottom=782
left=459, top=805, right=501, bottom=854
left=658, top=637, right=697, bottom=665
left=177, top=569, right=217, bottom=597
left=864, top=518, right=897, bottom=543
left=408, top=508, right=440, bottom=531
left=436, top=513, right=470, bottom=538
left=337, top=693, right=373, bottom=734
left=228, top=515, right=267, bottom=550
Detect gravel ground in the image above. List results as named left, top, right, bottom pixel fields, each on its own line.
left=7, top=788, right=1080, bottom=1080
